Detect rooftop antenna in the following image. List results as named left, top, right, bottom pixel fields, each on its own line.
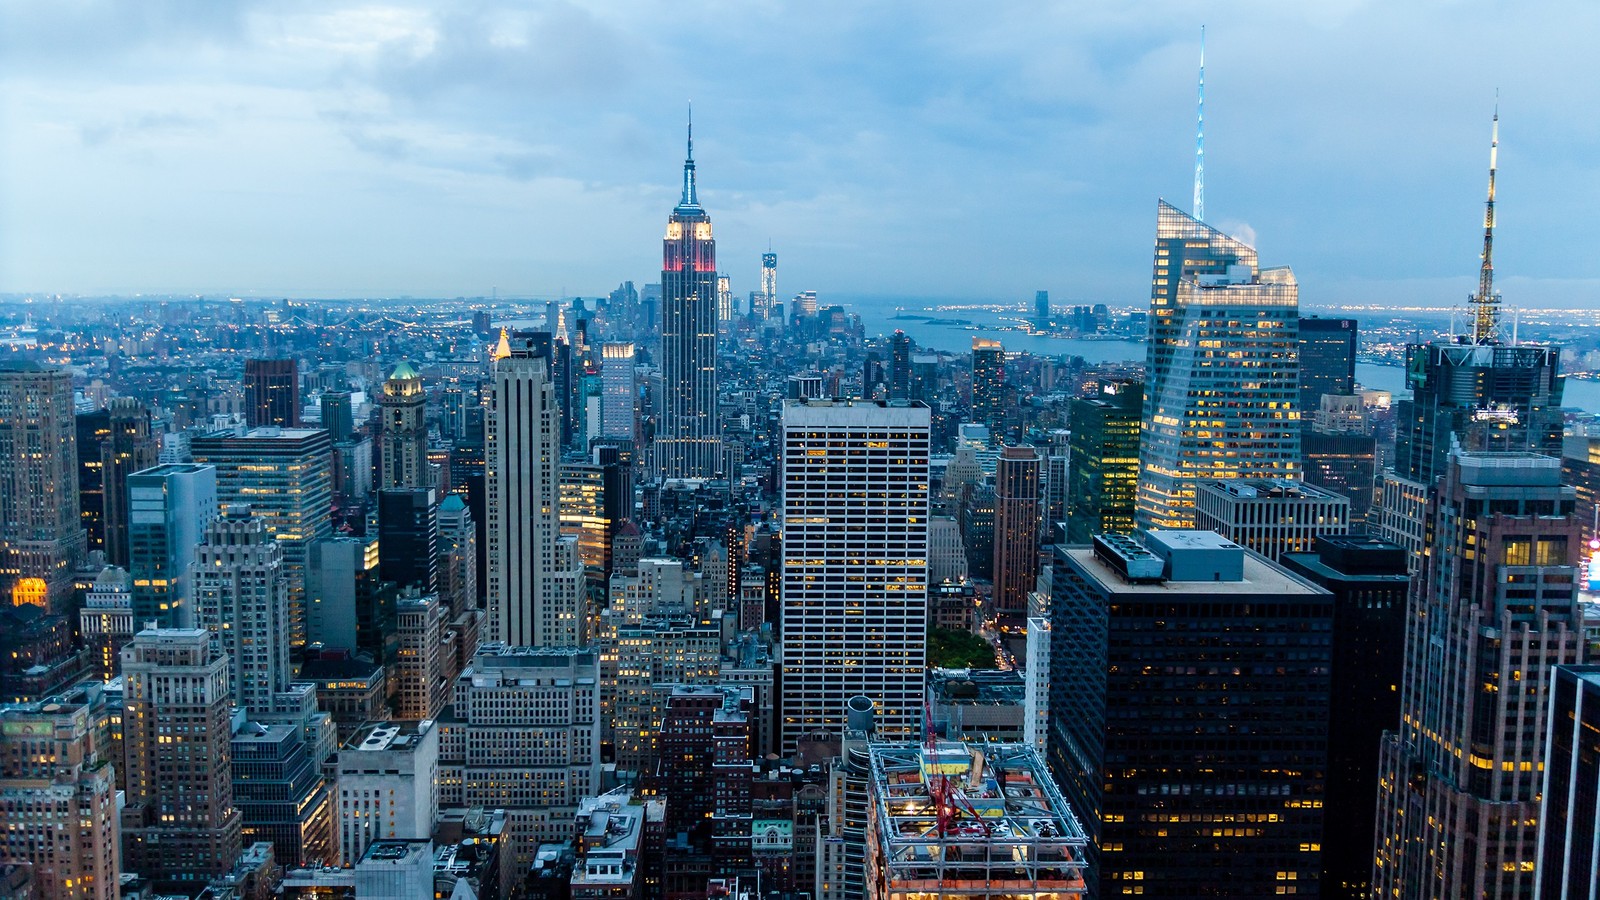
left=680, top=102, right=699, bottom=208
left=1193, top=26, right=1205, bottom=221
left=1470, top=98, right=1500, bottom=344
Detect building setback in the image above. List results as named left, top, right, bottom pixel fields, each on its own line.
left=1193, top=478, right=1350, bottom=562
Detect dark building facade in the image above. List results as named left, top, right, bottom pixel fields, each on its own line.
left=1537, top=664, right=1600, bottom=899
left=1281, top=535, right=1409, bottom=900
left=377, top=488, right=438, bottom=595
left=1050, top=532, right=1332, bottom=899
left=244, top=358, right=300, bottom=428
left=1302, top=430, right=1378, bottom=526
left=1298, top=316, right=1357, bottom=411
left=1065, top=383, right=1142, bottom=544
left=991, top=445, right=1041, bottom=613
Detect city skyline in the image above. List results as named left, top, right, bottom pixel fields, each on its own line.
left=3, top=3, right=1597, bottom=308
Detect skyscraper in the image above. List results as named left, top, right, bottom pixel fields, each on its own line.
left=0, top=361, right=86, bottom=608
left=1065, top=382, right=1142, bottom=543
left=760, top=250, right=778, bottom=322
left=320, top=390, right=355, bottom=443
left=1536, top=664, right=1600, bottom=898
left=120, top=628, right=243, bottom=888
left=101, top=397, right=160, bottom=568
left=0, top=683, right=121, bottom=900
left=1374, top=451, right=1583, bottom=898
left=970, top=338, right=1006, bottom=438
left=1050, top=532, right=1332, bottom=898
left=191, top=426, right=333, bottom=648
left=379, top=360, right=431, bottom=490
left=655, top=120, right=721, bottom=479
left=1136, top=201, right=1300, bottom=531
left=377, top=487, right=438, bottom=594
left=600, top=341, right=637, bottom=443
left=127, top=463, right=218, bottom=630
left=244, top=357, right=300, bottom=428
left=889, top=331, right=912, bottom=401
left=991, top=445, right=1042, bottom=614
left=1298, top=316, right=1358, bottom=412
left=1034, top=289, right=1050, bottom=326
left=780, top=399, right=929, bottom=753
left=486, top=331, right=583, bottom=647
left=192, top=508, right=293, bottom=718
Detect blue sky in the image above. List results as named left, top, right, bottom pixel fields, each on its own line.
left=1, top=1, right=1596, bottom=308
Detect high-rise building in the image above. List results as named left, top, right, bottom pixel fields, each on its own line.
left=229, top=719, right=335, bottom=868
left=337, top=720, right=439, bottom=863
left=120, top=628, right=243, bottom=888
left=127, top=462, right=218, bottom=630
left=101, top=398, right=160, bottom=568
left=1065, top=382, right=1142, bottom=544
left=760, top=250, right=778, bottom=322
left=717, top=272, right=734, bottom=324
left=780, top=399, right=929, bottom=753
left=970, top=338, right=1006, bottom=437
left=1298, top=316, right=1358, bottom=412
left=1034, top=289, right=1050, bottom=326
left=1302, top=429, right=1379, bottom=525
left=889, top=332, right=912, bottom=401
left=600, top=341, right=637, bottom=443
left=1536, top=664, right=1600, bottom=899
left=1192, top=478, right=1350, bottom=562
left=655, top=122, right=722, bottom=479
left=486, top=332, right=583, bottom=647
left=80, top=566, right=134, bottom=681
left=378, top=361, right=431, bottom=490
left=0, top=683, right=121, bottom=900
left=1280, top=535, right=1409, bottom=900
left=77, top=409, right=111, bottom=556
left=992, top=445, right=1042, bottom=614
left=320, top=390, right=354, bottom=443
left=244, top=358, right=300, bottom=428
left=1050, top=532, right=1332, bottom=898
left=1374, top=451, right=1583, bottom=898
left=437, top=646, right=602, bottom=859
left=436, top=494, right=478, bottom=613
left=393, top=593, right=448, bottom=719
left=376, top=488, right=438, bottom=594
left=0, top=361, right=86, bottom=608
left=560, top=454, right=630, bottom=584
left=191, top=509, right=293, bottom=718
left=1136, top=201, right=1300, bottom=531
left=191, top=426, right=333, bottom=648
left=307, top=536, right=395, bottom=664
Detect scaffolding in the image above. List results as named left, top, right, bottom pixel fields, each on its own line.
left=865, top=741, right=1089, bottom=900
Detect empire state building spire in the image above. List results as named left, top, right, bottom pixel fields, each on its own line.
left=679, top=107, right=700, bottom=211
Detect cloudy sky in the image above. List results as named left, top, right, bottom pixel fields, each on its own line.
left=1, top=1, right=1595, bottom=308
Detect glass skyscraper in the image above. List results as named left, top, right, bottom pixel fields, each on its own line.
left=1136, top=200, right=1300, bottom=531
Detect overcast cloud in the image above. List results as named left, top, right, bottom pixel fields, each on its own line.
left=1, top=0, right=1596, bottom=308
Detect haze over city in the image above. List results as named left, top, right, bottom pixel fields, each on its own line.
left=3, top=1, right=1598, bottom=306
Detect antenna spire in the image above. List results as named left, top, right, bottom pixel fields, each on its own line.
left=1193, top=26, right=1205, bottom=221
left=1470, top=101, right=1500, bottom=344
left=680, top=103, right=699, bottom=208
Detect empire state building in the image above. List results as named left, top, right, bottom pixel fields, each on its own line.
left=654, top=120, right=721, bottom=479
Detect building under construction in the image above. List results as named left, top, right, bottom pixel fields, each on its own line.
left=865, top=741, right=1088, bottom=900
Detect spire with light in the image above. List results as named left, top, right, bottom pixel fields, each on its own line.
left=678, top=103, right=700, bottom=212
left=1470, top=103, right=1500, bottom=344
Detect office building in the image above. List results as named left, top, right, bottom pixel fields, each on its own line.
left=0, top=361, right=86, bottom=608
left=77, top=408, right=111, bottom=556
left=377, top=487, right=438, bottom=594
left=486, top=331, right=583, bottom=647
left=1375, top=452, right=1584, bottom=898
left=1136, top=201, right=1300, bottom=531
left=80, top=566, right=134, bottom=681
left=1050, top=532, right=1332, bottom=898
left=126, top=462, right=217, bottom=630
left=192, top=509, right=293, bottom=717
left=191, top=426, right=334, bottom=647
left=1034, top=289, right=1050, bottom=326
left=393, top=593, right=448, bottom=719
left=865, top=741, right=1088, bottom=900
left=992, top=445, right=1042, bottom=613
left=889, top=331, right=912, bottom=401
left=120, top=628, right=243, bottom=888
left=437, top=646, right=602, bottom=859
left=320, top=390, right=354, bottom=443
left=1302, top=429, right=1379, bottom=525
left=0, top=683, right=121, bottom=900
left=100, top=398, right=161, bottom=568
left=244, top=357, right=300, bottom=428
left=338, top=720, right=439, bottom=863
left=780, top=399, right=930, bottom=753
left=230, top=720, right=336, bottom=867
left=1537, top=665, right=1600, bottom=899
left=759, top=250, right=779, bottom=322
left=307, top=536, right=395, bottom=663
left=600, top=342, right=637, bottom=443
left=1298, top=316, right=1358, bottom=412
left=971, top=338, right=1006, bottom=437
left=437, top=494, right=479, bottom=613
left=560, top=458, right=630, bottom=584
left=1193, top=478, right=1350, bottom=561
left=1065, top=382, right=1142, bottom=544
left=655, top=123, right=722, bottom=479
left=1280, top=536, right=1409, bottom=900
left=378, top=360, right=431, bottom=490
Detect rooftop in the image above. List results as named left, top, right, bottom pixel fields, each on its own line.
left=1064, top=544, right=1326, bottom=596
left=868, top=741, right=1088, bottom=894
left=343, top=720, right=435, bottom=753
